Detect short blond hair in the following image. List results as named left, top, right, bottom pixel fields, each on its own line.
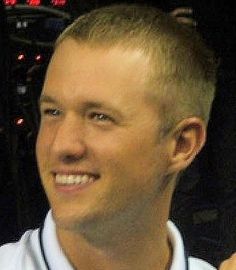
left=56, top=4, right=218, bottom=135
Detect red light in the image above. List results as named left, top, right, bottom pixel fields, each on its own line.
left=27, top=0, right=41, bottom=6
left=35, top=54, right=42, bottom=62
left=14, top=118, right=25, bottom=126
left=51, top=0, right=66, bottom=6
left=17, top=53, right=25, bottom=61
left=4, top=0, right=17, bottom=5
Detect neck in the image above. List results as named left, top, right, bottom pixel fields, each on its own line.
left=56, top=180, right=175, bottom=270
left=57, top=221, right=172, bottom=270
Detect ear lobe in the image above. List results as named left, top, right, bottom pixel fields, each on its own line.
left=167, top=117, right=206, bottom=174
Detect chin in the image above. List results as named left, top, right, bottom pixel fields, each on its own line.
left=51, top=206, right=99, bottom=232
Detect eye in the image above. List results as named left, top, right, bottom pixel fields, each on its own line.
left=88, top=112, right=114, bottom=123
left=41, top=108, right=61, bottom=117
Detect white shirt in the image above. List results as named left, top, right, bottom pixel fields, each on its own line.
left=0, top=211, right=216, bottom=270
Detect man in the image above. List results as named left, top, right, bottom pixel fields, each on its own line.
left=0, top=4, right=217, bottom=270
left=219, top=254, right=236, bottom=270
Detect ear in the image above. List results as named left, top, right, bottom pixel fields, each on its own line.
left=166, top=117, right=206, bottom=175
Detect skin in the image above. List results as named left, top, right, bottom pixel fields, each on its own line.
left=219, top=253, right=236, bottom=270
left=36, top=38, right=206, bottom=270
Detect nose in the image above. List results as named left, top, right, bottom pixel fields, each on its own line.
left=51, top=115, right=87, bottom=163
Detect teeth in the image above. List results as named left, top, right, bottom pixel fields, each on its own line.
left=55, top=174, right=95, bottom=185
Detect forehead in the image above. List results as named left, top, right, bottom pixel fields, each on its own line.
left=49, top=38, right=150, bottom=78
left=43, top=39, right=155, bottom=104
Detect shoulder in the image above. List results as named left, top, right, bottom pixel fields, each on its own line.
left=189, top=257, right=217, bottom=270
left=0, top=228, right=45, bottom=270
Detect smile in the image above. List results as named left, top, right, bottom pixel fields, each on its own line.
left=55, top=174, right=97, bottom=185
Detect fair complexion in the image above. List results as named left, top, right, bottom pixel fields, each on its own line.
left=219, top=253, right=236, bottom=270
left=36, top=38, right=206, bottom=270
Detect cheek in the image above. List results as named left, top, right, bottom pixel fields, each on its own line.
left=36, top=126, right=52, bottom=164
left=96, top=135, right=162, bottom=178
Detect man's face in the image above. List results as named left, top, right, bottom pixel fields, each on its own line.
left=36, top=38, right=172, bottom=230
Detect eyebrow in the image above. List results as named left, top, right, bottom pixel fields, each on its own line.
left=83, top=101, right=115, bottom=111
left=39, top=95, right=57, bottom=105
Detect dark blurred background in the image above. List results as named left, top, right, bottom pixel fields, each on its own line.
left=0, top=0, right=235, bottom=268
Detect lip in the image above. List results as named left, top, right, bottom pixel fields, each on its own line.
left=51, top=170, right=100, bottom=194
left=52, top=169, right=100, bottom=176
left=54, top=180, right=95, bottom=194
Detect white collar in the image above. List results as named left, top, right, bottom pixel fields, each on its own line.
left=42, top=211, right=74, bottom=270
left=167, top=220, right=188, bottom=270
left=42, top=212, right=188, bottom=270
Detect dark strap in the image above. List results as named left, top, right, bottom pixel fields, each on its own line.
left=39, top=225, right=50, bottom=270
left=185, top=247, right=190, bottom=270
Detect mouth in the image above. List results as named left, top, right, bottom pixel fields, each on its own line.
left=53, top=172, right=100, bottom=192
left=56, top=173, right=99, bottom=184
